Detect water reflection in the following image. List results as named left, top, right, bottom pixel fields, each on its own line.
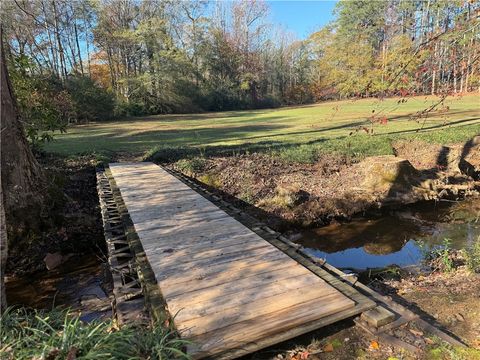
left=6, top=255, right=112, bottom=321
left=295, top=198, right=480, bottom=270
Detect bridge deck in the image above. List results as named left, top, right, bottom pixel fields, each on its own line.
left=109, top=162, right=364, bottom=359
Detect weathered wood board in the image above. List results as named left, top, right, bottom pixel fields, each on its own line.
left=109, top=162, right=357, bottom=359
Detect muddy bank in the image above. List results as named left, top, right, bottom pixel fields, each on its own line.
left=6, top=155, right=105, bottom=276
left=168, top=138, right=480, bottom=229
left=5, top=254, right=113, bottom=321
left=5, top=155, right=113, bottom=320
left=375, top=265, right=480, bottom=347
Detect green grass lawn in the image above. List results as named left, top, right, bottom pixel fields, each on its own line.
left=45, top=94, right=480, bottom=160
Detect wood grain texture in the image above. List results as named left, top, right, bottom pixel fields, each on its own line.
left=109, top=162, right=356, bottom=359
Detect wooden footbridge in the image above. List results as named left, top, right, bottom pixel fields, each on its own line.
left=101, top=162, right=465, bottom=359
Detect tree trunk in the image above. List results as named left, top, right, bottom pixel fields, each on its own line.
left=1, top=28, right=46, bottom=311
left=0, top=177, right=6, bottom=312
left=52, top=0, right=67, bottom=81
left=72, top=5, right=84, bottom=75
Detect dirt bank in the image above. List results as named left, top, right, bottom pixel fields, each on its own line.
left=168, top=138, right=480, bottom=229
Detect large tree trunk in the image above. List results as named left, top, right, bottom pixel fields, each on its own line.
left=1, top=27, right=46, bottom=311
left=0, top=173, right=6, bottom=312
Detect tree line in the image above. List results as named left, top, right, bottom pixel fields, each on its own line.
left=1, top=0, right=479, bottom=141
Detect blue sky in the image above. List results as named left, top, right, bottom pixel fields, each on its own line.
left=267, top=1, right=338, bottom=39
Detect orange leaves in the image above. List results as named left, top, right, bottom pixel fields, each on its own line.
left=369, top=340, right=380, bottom=350
left=289, top=350, right=310, bottom=360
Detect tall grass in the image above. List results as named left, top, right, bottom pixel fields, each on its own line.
left=0, top=307, right=190, bottom=360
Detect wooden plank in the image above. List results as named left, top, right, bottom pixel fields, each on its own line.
left=179, top=290, right=346, bottom=337
left=164, top=263, right=310, bottom=302
left=129, top=206, right=230, bottom=226
left=153, top=241, right=273, bottom=267
left=188, top=296, right=354, bottom=358
left=143, top=232, right=259, bottom=254
left=133, top=215, right=241, bottom=234
left=155, top=251, right=287, bottom=282
left=172, top=277, right=343, bottom=325
left=108, top=162, right=362, bottom=359
left=157, top=256, right=290, bottom=288
left=150, top=243, right=278, bottom=275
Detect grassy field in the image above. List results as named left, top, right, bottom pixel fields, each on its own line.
left=45, top=94, right=480, bottom=160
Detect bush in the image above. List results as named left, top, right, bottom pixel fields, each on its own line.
left=143, top=145, right=196, bottom=163
left=254, top=96, right=281, bottom=109
left=66, top=76, right=115, bottom=122
left=114, top=99, right=149, bottom=117
left=9, top=56, right=73, bottom=147
left=175, top=157, right=207, bottom=176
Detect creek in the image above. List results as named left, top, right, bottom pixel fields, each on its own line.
left=295, top=198, right=480, bottom=271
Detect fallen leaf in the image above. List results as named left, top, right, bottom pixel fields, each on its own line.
left=323, top=343, right=334, bottom=352
left=299, top=351, right=310, bottom=359
left=425, top=338, right=435, bottom=345
left=409, top=329, right=424, bottom=337
left=369, top=340, right=380, bottom=350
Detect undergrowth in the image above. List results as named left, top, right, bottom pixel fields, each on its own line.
left=0, top=307, right=190, bottom=360
left=174, top=158, right=207, bottom=177
left=464, top=236, right=480, bottom=273
left=419, top=238, right=455, bottom=273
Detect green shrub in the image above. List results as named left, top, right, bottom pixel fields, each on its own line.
left=419, top=238, right=455, bottom=273
left=114, top=99, right=149, bottom=117
left=175, top=157, right=207, bottom=176
left=9, top=56, right=73, bottom=147
left=66, top=76, right=115, bottom=122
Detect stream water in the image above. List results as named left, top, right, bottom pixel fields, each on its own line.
left=294, top=197, right=480, bottom=271
left=5, top=254, right=112, bottom=321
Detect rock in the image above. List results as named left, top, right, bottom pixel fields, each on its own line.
left=43, top=252, right=64, bottom=270
left=43, top=252, right=74, bottom=270
left=351, top=155, right=423, bottom=204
